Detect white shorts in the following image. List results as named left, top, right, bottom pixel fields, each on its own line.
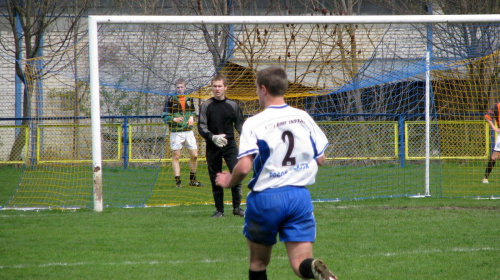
left=495, top=134, right=500, bottom=152
left=170, top=131, right=198, bottom=151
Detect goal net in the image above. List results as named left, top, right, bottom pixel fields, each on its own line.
left=3, top=15, right=500, bottom=210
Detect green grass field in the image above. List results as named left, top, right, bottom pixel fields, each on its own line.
left=1, top=165, right=499, bottom=279
left=2, top=160, right=499, bottom=210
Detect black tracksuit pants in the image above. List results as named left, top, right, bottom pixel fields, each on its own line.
left=205, top=139, right=242, bottom=213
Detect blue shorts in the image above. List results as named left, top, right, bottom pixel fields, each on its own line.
left=243, top=186, right=316, bottom=246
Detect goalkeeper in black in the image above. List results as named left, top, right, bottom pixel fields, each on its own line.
left=198, top=74, right=245, bottom=218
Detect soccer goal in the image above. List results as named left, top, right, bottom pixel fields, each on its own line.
left=4, top=14, right=500, bottom=211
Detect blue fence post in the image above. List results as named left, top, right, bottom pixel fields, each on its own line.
left=122, top=117, right=128, bottom=169
left=399, top=114, right=405, bottom=167
left=15, top=13, right=23, bottom=132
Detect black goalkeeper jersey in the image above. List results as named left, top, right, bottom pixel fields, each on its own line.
left=197, top=97, right=244, bottom=141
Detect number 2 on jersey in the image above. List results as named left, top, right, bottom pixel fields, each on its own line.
left=281, top=130, right=296, bottom=166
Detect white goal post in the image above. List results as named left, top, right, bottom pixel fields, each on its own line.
left=88, top=14, right=500, bottom=212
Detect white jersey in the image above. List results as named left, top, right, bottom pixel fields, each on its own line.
left=238, top=104, right=329, bottom=192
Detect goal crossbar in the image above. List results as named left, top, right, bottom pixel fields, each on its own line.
left=89, top=14, right=500, bottom=25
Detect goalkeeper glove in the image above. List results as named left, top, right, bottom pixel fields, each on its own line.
left=212, top=134, right=228, bottom=148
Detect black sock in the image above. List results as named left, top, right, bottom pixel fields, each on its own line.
left=190, top=172, right=196, bottom=181
left=485, top=160, right=496, bottom=179
left=249, top=269, right=267, bottom=280
left=299, top=258, right=315, bottom=279
left=175, top=176, right=181, bottom=184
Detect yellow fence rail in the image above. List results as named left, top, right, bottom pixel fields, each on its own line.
left=36, top=124, right=122, bottom=164
left=0, top=125, right=29, bottom=164
left=405, top=121, right=490, bottom=160
left=0, top=121, right=493, bottom=164
left=321, top=121, right=399, bottom=160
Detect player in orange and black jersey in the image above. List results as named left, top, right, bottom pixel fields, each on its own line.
left=483, top=103, right=500, bottom=183
left=161, top=78, right=202, bottom=188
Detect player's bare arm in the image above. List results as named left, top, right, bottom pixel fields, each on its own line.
left=216, top=155, right=252, bottom=188
left=316, top=154, right=326, bottom=166
left=485, top=115, right=500, bottom=133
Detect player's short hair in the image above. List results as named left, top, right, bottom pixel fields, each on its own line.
left=212, top=74, right=227, bottom=86
left=175, top=78, right=186, bottom=86
left=256, top=66, right=288, bottom=97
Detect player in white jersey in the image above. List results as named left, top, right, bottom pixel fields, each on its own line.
left=216, top=66, right=337, bottom=280
left=238, top=105, right=328, bottom=192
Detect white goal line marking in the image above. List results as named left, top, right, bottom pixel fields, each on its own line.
left=0, top=259, right=227, bottom=270
left=1, top=247, right=496, bottom=270
left=363, top=247, right=497, bottom=258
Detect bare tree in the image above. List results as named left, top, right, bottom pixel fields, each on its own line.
left=434, top=0, right=500, bottom=110
left=0, top=0, right=94, bottom=161
left=84, top=0, right=399, bottom=121
left=168, top=0, right=237, bottom=69
left=372, top=0, right=500, bottom=113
